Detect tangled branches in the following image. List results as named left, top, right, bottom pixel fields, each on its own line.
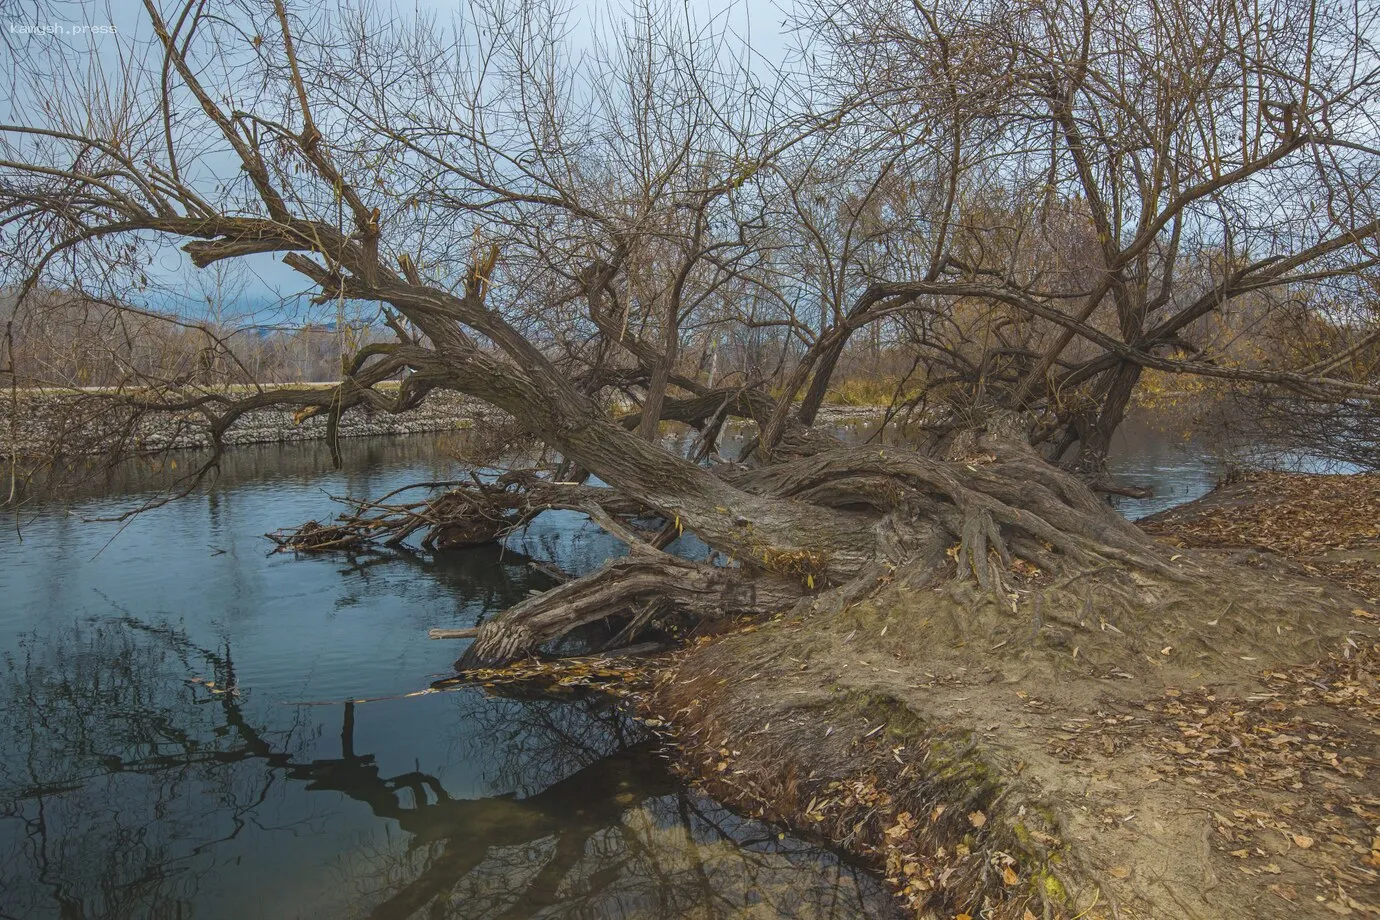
left=267, top=472, right=651, bottom=554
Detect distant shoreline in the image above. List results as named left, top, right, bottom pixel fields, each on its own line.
left=0, top=387, right=886, bottom=459
left=0, top=388, right=497, bottom=458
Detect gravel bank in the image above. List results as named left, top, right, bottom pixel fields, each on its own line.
left=0, top=388, right=501, bottom=457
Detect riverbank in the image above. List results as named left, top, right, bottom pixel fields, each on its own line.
left=0, top=386, right=502, bottom=458
left=620, top=472, right=1380, bottom=919
left=1141, top=470, right=1380, bottom=602
left=0, top=388, right=885, bottom=458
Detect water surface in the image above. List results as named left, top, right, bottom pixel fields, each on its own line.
left=0, top=437, right=900, bottom=920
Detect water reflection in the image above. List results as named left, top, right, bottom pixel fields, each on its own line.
left=0, top=608, right=899, bottom=920
left=9, top=434, right=469, bottom=510
left=0, top=617, right=318, bottom=919
left=319, top=542, right=558, bottom=626
left=337, top=701, right=897, bottom=920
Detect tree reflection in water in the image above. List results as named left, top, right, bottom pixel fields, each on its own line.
left=0, top=616, right=900, bottom=920
left=0, top=616, right=319, bottom=919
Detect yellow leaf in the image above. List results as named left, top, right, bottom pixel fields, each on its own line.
left=1002, top=865, right=1019, bottom=885
left=968, top=810, right=987, bottom=828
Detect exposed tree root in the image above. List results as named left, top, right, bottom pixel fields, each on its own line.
left=455, top=551, right=803, bottom=668
left=277, top=424, right=1365, bottom=679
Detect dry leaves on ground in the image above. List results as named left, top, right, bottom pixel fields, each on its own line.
left=1144, top=471, right=1380, bottom=600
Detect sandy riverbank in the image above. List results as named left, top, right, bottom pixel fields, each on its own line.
left=615, top=472, right=1380, bottom=920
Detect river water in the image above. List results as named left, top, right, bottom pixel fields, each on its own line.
left=0, top=438, right=903, bottom=920
left=0, top=430, right=1227, bottom=920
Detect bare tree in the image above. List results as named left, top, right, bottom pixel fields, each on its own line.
left=0, top=0, right=1374, bottom=708
left=795, top=0, right=1380, bottom=467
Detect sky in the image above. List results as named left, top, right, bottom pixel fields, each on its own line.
left=1, top=0, right=799, bottom=323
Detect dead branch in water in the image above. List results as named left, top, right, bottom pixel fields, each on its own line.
left=266, top=471, right=654, bottom=554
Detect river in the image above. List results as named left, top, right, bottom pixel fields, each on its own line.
left=0, top=429, right=1228, bottom=919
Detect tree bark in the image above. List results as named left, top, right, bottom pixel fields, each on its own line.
left=1071, top=362, right=1143, bottom=471
left=796, top=332, right=851, bottom=425
left=456, top=552, right=803, bottom=668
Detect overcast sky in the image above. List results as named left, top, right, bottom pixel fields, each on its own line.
left=3, top=0, right=798, bottom=322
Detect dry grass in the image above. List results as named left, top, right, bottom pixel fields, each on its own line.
left=824, top=377, right=916, bottom=407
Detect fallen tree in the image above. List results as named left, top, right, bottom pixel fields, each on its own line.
left=270, top=408, right=1359, bottom=676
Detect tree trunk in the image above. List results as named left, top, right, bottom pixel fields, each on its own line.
left=1071, top=361, right=1142, bottom=471
left=436, top=408, right=1223, bottom=668
left=274, top=329, right=1356, bottom=682
left=637, top=357, right=673, bottom=441
left=796, top=332, right=850, bottom=425
left=456, top=553, right=803, bottom=668
left=637, top=297, right=680, bottom=441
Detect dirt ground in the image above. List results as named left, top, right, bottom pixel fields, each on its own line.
left=620, top=473, right=1380, bottom=919
left=1141, top=471, right=1380, bottom=603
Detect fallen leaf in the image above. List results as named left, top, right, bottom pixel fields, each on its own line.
left=1109, top=866, right=1131, bottom=879
left=1002, top=865, right=1019, bottom=885
left=968, top=810, right=987, bottom=828
left=1293, top=834, right=1314, bottom=849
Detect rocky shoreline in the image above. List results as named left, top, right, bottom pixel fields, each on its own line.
left=0, top=388, right=505, bottom=458
left=1, top=389, right=887, bottom=459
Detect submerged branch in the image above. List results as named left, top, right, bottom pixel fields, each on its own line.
left=267, top=471, right=653, bottom=553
